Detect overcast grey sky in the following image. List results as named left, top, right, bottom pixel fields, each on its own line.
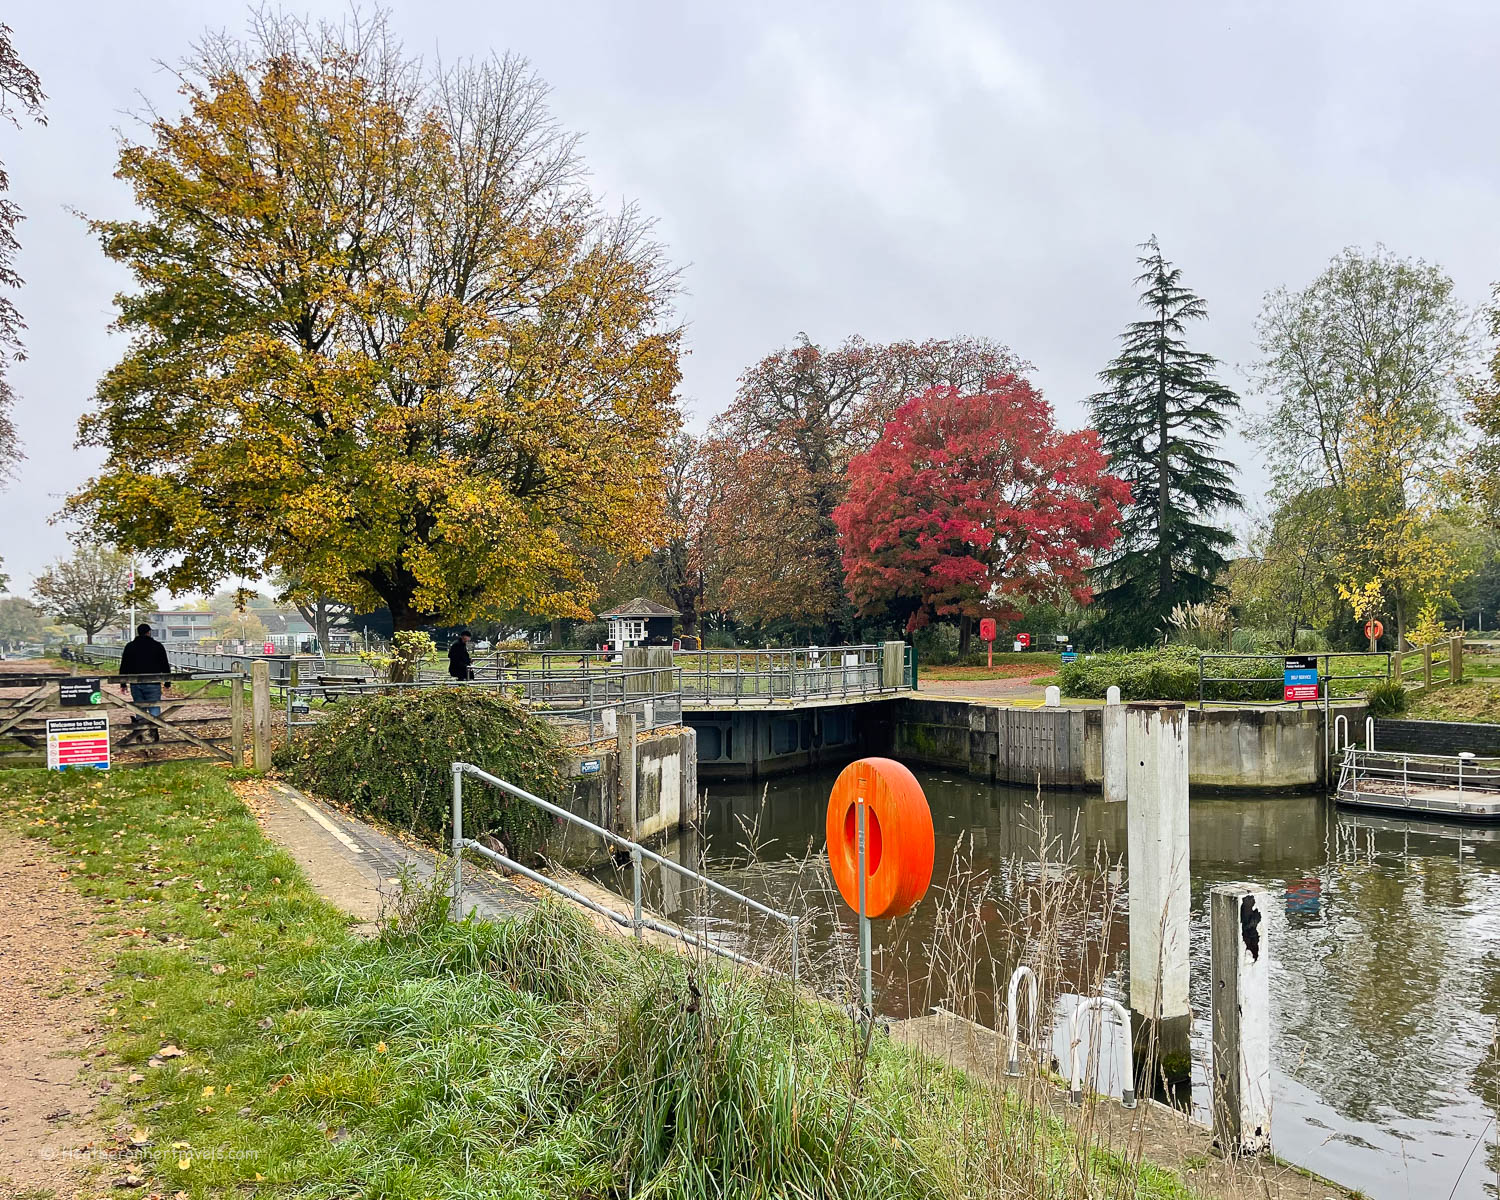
left=3, top=0, right=1498, bottom=596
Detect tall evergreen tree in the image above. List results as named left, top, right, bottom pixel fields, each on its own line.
left=1087, top=238, right=1241, bottom=645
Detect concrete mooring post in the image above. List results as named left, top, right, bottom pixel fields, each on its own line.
left=1125, top=701, right=1192, bottom=1085
left=1210, top=883, right=1272, bottom=1155
left=250, top=661, right=272, bottom=771
left=1102, top=686, right=1126, bottom=804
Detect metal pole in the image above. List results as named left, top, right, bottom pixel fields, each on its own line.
left=857, top=791, right=872, bottom=1021
left=790, top=917, right=800, bottom=991
left=451, top=762, right=464, bottom=915
left=631, top=845, right=643, bottom=940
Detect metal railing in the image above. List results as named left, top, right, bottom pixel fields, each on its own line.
left=448, top=762, right=799, bottom=980
left=284, top=671, right=682, bottom=743
left=1336, top=748, right=1500, bottom=807
left=678, top=645, right=894, bottom=705
left=1196, top=650, right=1391, bottom=709
left=76, top=643, right=305, bottom=682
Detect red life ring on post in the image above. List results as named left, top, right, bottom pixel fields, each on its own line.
left=825, top=758, right=934, bottom=920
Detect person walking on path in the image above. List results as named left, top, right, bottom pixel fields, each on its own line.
left=448, top=630, right=475, bottom=681
left=118, top=622, right=171, bottom=742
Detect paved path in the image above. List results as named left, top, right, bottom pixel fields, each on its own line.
left=918, top=675, right=1050, bottom=703
left=235, top=779, right=536, bottom=928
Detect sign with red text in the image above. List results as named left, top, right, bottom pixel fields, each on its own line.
left=1283, top=655, right=1319, bottom=702
left=47, top=715, right=111, bottom=771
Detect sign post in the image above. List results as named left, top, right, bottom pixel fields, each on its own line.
left=979, top=618, right=996, bottom=668
left=1283, top=655, right=1319, bottom=704
left=47, top=715, right=111, bottom=771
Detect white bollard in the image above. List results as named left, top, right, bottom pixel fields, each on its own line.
left=1045, top=685, right=1061, bottom=707
left=602, top=707, right=617, bottom=736
left=1125, top=702, right=1192, bottom=1084
left=1103, top=686, right=1126, bottom=804
left=1211, top=884, right=1272, bottom=1155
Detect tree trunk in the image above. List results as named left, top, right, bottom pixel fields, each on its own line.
left=958, top=615, right=972, bottom=658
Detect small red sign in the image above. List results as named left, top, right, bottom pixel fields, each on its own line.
left=263, top=641, right=276, bottom=656
left=1017, top=632, right=1031, bottom=648
left=1364, top=620, right=1384, bottom=640
left=1284, top=683, right=1318, bottom=701
left=979, top=618, right=996, bottom=642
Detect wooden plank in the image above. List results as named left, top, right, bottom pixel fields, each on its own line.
left=97, top=690, right=233, bottom=761
left=1210, top=884, right=1272, bottom=1155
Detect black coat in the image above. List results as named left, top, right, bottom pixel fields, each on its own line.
left=448, top=639, right=473, bottom=680
left=118, top=634, right=171, bottom=677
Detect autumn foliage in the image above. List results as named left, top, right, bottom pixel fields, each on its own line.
left=833, top=376, right=1129, bottom=635
left=701, top=335, right=1024, bottom=631
left=67, top=18, right=680, bottom=629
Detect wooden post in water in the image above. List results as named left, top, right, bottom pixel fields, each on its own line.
left=1211, top=883, right=1272, bottom=1155
left=1125, top=701, right=1192, bottom=1085
left=1102, top=686, right=1126, bottom=803
left=230, top=677, right=245, bottom=768
left=616, top=711, right=638, bottom=838
left=251, top=661, right=271, bottom=771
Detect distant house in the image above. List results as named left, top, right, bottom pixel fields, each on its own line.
left=149, top=609, right=215, bottom=644
left=597, top=598, right=679, bottom=648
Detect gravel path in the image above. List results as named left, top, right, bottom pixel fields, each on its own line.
left=0, top=828, right=105, bottom=1197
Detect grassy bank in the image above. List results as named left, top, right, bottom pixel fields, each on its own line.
left=0, top=764, right=1197, bottom=1198
left=1407, top=681, right=1500, bottom=724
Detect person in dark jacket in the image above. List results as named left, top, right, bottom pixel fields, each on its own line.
left=118, top=622, right=171, bottom=742
left=448, top=630, right=474, bottom=681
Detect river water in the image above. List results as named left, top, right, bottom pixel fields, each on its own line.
left=610, top=767, right=1500, bottom=1200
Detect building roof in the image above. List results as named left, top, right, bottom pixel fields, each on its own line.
left=597, top=597, right=681, bottom=619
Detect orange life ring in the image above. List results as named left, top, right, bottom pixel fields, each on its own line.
left=825, top=758, right=934, bottom=920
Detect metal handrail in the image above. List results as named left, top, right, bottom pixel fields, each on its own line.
left=448, top=761, right=799, bottom=982
left=1339, top=747, right=1500, bottom=807
left=1068, top=996, right=1136, bottom=1108
left=1005, top=965, right=1039, bottom=1077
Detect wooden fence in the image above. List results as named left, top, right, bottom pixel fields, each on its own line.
left=0, top=669, right=261, bottom=768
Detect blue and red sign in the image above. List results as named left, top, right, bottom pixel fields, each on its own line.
left=1283, top=655, right=1319, bottom=702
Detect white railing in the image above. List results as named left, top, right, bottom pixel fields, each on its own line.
left=1337, top=748, right=1500, bottom=810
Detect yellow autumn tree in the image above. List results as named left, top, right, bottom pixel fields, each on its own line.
left=1333, top=403, right=1471, bottom=644
left=67, top=13, right=681, bottom=628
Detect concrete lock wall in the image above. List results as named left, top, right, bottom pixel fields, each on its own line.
left=887, top=697, right=1337, bottom=792
left=549, top=725, right=698, bottom=867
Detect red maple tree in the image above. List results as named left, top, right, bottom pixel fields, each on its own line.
left=833, top=375, right=1130, bottom=644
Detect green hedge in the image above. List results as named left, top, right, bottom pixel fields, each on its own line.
left=276, top=688, right=567, bottom=856
left=1059, top=648, right=1283, bottom=702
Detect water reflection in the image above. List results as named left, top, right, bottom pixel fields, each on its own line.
left=596, top=769, right=1500, bottom=1200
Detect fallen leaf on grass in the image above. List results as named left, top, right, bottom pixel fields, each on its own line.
left=156, top=1045, right=185, bottom=1059
left=210, top=963, right=226, bottom=975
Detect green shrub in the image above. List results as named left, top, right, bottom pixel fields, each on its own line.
left=276, top=688, right=567, bottom=856
left=1059, top=646, right=1283, bottom=702
left=1367, top=680, right=1409, bottom=717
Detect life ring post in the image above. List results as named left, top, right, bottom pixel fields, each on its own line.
left=825, top=758, right=935, bottom=1027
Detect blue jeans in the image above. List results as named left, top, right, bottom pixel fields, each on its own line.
left=128, top=682, right=162, bottom=725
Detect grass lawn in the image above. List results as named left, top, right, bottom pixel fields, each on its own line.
left=920, top=653, right=1064, bottom=682
left=0, top=763, right=1198, bottom=1200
